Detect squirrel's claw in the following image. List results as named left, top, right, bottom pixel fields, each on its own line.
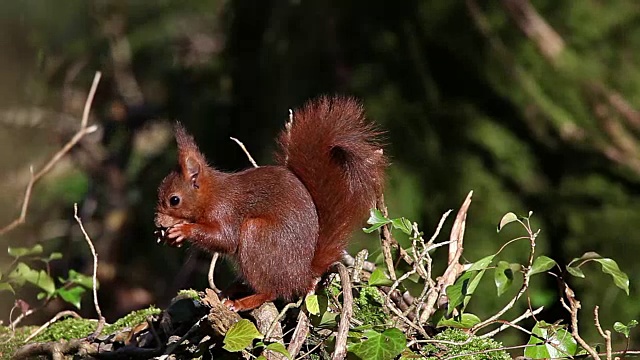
left=165, top=224, right=189, bottom=247
left=223, top=298, right=238, bottom=312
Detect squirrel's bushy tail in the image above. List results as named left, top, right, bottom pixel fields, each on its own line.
left=277, top=96, right=387, bottom=276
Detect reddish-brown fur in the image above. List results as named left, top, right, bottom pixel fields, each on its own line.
left=155, top=96, right=386, bottom=311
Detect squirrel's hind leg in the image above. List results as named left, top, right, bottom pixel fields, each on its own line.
left=224, top=293, right=276, bottom=312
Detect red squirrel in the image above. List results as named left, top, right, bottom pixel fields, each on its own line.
left=154, top=96, right=386, bottom=311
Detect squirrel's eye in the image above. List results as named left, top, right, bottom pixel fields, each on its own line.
left=169, top=195, right=180, bottom=207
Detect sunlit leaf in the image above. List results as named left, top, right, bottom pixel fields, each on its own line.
left=67, top=270, right=95, bottom=289
left=348, top=328, right=406, bottom=360
left=437, top=313, right=481, bottom=328
left=494, top=261, right=514, bottom=296
left=446, top=271, right=474, bottom=315
left=613, top=320, right=638, bottom=338
left=567, top=251, right=601, bottom=267
left=566, top=266, right=585, bottom=278
left=497, top=212, right=518, bottom=232
left=8, top=245, right=43, bottom=258
left=265, top=342, right=292, bottom=359
left=530, top=256, right=557, bottom=275
left=467, top=255, right=495, bottom=272
left=46, top=252, right=63, bottom=261
left=363, top=209, right=391, bottom=233
left=9, top=262, right=55, bottom=295
left=368, top=268, right=393, bottom=287
left=593, top=258, right=630, bottom=295
left=223, top=319, right=263, bottom=352
left=57, top=286, right=86, bottom=309
left=463, top=269, right=486, bottom=310
left=390, top=217, right=412, bottom=235
left=524, top=321, right=577, bottom=359
left=305, top=294, right=320, bottom=315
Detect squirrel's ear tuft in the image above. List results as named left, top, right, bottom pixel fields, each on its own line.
left=175, top=122, right=198, bottom=151
left=174, top=122, right=207, bottom=188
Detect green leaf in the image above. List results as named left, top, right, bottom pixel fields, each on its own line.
left=437, top=313, right=481, bottom=328
left=494, top=261, right=514, bottom=296
left=46, top=252, right=63, bottom=261
left=593, top=258, right=630, bottom=295
left=8, top=244, right=43, bottom=258
left=305, top=294, right=320, bottom=315
left=348, top=328, right=406, bottom=360
left=363, top=209, right=391, bottom=233
left=613, top=320, right=638, bottom=338
left=524, top=321, right=577, bottom=359
left=530, top=256, right=557, bottom=275
left=0, top=282, right=14, bottom=294
left=317, top=310, right=338, bottom=328
left=57, top=286, right=87, bottom=309
left=37, top=292, right=47, bottom=300
left=66, top=270, right=95, bottom=289
left=463, top=269, right=488, bottom=310
left=566, top=252, right=629, bottom=295
left=368, top=268, right=393, bottom=286
left=256, top=356, right=267, bottom=360
left=497, top=212, right=518, bottom=232
left=566, top=266, right=585, bottom=278
left=390, top=217, right=412, bottom=235
left=265, top=342, right=292, bottom=359
left=9, top=262, right=55, bottom=295
left=467, top=255, right=495, bottom=272
left=446, top=271, right=474, bottom=315
left=223, top=319, right=263, bottom=352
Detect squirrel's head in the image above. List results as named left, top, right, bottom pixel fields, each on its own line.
left=155, top=123, right=210, bottom=230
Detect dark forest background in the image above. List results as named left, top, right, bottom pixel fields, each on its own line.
left=1, top=0, right=639, bottom=350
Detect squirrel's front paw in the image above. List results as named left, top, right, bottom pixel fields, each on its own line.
left=223, top=298, right=239, bottom=312
left=166, top=224, right=191, bottom=247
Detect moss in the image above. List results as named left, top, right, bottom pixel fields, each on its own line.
left=177, top=289, right=200, bottom=301
left=353, top=286, right=389, bottom=327
left=0, top=325, right=37, bottom=360
left=422, top=328, right=511, bottom=360
left=32, top=318, right=96, bottom=342
left=28, top=306, right=161, bottom=344
left=103, top=306, right=161, bottom=334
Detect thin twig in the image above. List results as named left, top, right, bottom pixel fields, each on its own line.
left=24, top=311, right=82, bottom=343
left=377, top=195, right=397, bottom=281
left=207, top=252, right=220, bottom=293
left=420, top=191, right=472, bottom=323
left=161, top=314, right=207, bottom=356
left=478, top=306, right=544, bottom=338
left=470, top=213, right=538, bottom=333
left=230, top=137, right=258, bottom=168
left=563, top=282, right=601, bottom=360
left=73, top=203, right=104, bottom=339
left=0, top=71, right=101, bottom=236
left=264, top=297, right=303, bottom=340
left=331, top=263, right=353, bottom=360
left=594, top=306, right=612, bottom=360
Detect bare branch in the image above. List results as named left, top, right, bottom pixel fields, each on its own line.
left=230, top=137, right=259, bottom=168
left=331, top=263, right=353, bottom=360
left=207, top=252, right=220, bottom=293
left=73, top=203, right=105, bottom=339
left=0, top=71, right=101, bottom=236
